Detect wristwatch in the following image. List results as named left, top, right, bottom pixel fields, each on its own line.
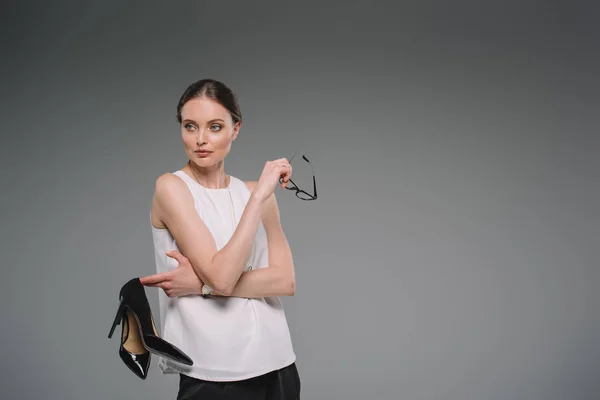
left=201, top=284, right=213, bottom=297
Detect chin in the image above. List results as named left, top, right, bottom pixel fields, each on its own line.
left=192, top=155, right=221, bottom=165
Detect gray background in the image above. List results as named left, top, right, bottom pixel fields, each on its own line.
left=1, top=1, right=598, bottom=399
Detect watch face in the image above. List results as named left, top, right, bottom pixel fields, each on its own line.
left=202, top=285, right=213, bottom=295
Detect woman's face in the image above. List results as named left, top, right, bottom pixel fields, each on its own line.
left=180, top=96, right=240, bottom=167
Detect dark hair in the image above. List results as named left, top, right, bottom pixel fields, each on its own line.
left=176, top=79, right=242, bottom=125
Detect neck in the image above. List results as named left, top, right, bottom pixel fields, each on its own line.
left=186, top=160, right=229, bottom=189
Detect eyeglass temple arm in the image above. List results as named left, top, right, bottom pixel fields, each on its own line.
left=302, top=156, right=317, bottom=197
left=286, top=153, right=317, bottom=198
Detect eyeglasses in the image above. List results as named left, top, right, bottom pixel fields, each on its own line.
left=279, top=152, right=317, bottom=201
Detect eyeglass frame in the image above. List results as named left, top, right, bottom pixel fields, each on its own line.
left=279, top=151, right=317, bottom=201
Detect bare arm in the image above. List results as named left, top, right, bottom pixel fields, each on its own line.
left=214, top=267, right=294, bottom=298
left=154, top=173, right=265, bottom=296
left=214, top=182, right=295, bottom=298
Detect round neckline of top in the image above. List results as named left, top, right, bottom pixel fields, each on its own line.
left=180, top=170, right=234, bottom=191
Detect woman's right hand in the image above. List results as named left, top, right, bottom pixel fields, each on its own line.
left=252, top=157, right=293, bottom=202
left=139, top=250, right=203, bottom=297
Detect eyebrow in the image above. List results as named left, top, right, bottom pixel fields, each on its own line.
left=182, top=118, right=225, bottom=124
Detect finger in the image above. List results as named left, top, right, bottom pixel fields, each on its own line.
left=271, top=158, right=290, bottom=168
left=281, top=165, right=292, bottom=185
left=140, top=274, right=165, bottom=285
left=281, top=173, right=291, bottom=187
left=165, top=249, right=183, bottom=260
left=166, top=250, right=188, bottom=266
left=281, top=175, right=292, bottom=188
left=282, top=163, right=291, bottom=175
left=154, top=282, right=168, bottom=291
left=277, top=163, right=291, bottom=176
left=140, top=271, right=172, bottom=285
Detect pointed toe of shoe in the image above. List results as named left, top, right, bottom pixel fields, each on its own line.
left=119, top=347, right=151, bottom=379
left=143, top=335, right=193, bottom=366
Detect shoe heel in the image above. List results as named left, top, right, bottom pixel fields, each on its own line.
left=108, top=297, right=125, bottom=339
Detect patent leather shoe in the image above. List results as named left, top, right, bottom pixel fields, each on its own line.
left=108, top=298, right=151, bottom=379
left=113, top=277, right=193, bottom=366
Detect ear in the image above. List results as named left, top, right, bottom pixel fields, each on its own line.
left=232, top=121, right=241, bottom=141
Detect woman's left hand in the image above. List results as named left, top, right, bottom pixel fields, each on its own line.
left=139, top=250, right=203, bottom=297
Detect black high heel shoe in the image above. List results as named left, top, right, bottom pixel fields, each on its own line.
left=109, top=277, right=193, bottom=366
left=108, top=305, right=151, bottom=379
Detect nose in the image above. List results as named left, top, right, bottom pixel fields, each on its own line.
left=195, top=128, right=207, bottom=145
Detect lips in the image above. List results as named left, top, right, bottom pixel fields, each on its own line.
left=194, top=150, right=212, bottom=154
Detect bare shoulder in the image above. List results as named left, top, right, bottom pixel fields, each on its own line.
left=155, top=172, right=183, bottom=188
left=151, top=173, right=194, bottom=227
left=151, top=173, right=180, bottom=229
left=154, top=173, right=194, bottom=204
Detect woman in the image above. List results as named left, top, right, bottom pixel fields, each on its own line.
left=139, top=78, right=301, bottom=399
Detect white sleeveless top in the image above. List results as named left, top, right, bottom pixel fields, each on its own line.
left=150, top=170, right=296, bottom=381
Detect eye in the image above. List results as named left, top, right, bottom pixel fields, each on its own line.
left=184, top=123, right=197, bottom=131
left=210, top=124, right=222, bottom=131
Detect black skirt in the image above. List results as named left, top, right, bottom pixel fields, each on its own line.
left=176, top=362, right=301, bottom=400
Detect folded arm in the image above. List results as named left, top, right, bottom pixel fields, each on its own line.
left=153, top=173, right=264, bottom=296
left=213, top=267, right=294, bottom=298
left=213, top=182, right=295, bottom=298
